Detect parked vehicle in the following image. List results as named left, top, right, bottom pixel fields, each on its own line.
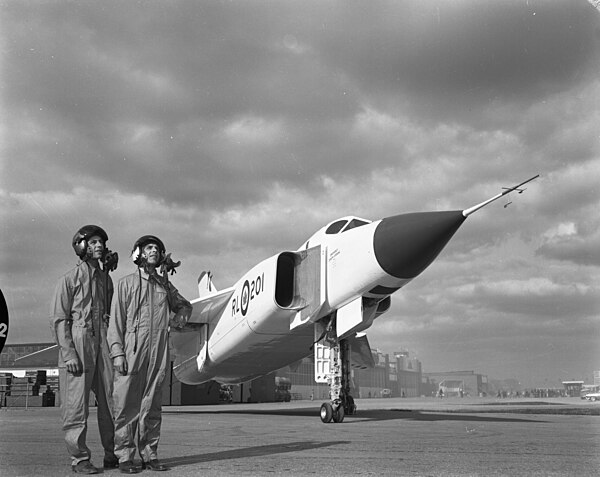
left=583, top=392, right=600, bottom=402
left=274, top=377, right=292, bottom=402
left=219, top=384, right=233, bottom=403
left=580, top=385, right=600, bottom=399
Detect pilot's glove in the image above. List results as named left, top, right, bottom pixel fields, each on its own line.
left=170, top=309, right=191, bottom=330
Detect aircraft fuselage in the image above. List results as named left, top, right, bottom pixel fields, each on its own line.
left=172, top=210, right=467, bottom=385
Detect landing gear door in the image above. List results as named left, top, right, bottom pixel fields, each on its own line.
left=290, top=245, right=326, bottom=330
left=314, top=340, right=331, bottom=384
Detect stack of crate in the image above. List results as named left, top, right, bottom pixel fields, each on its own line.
left=45, top=372, right=60, bottom=405
left=4, top=370, right=58, bottom=407
left=0, top=373, right=11, bottom=407
left=5, top=376, right=44, bottom=407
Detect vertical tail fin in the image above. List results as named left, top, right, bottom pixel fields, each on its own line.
left=197, top=271, right=218, bottom=298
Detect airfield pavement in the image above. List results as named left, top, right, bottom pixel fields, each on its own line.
left=1, top=397, right=599, bottom=476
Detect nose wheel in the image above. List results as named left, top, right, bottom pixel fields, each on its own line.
left=320, top=401, right=346, bottom=423
left=333, top=403, right=345, bottom=422
left=320, top=402, right=333, bottom=423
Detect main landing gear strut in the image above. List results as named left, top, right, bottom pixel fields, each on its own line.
left=318, top=338, right=357, bottom=423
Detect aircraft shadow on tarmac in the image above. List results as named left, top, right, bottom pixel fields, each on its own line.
left=343, top=409, right=547, bottom=424
left=164, top=407, right=546, bottom=424
left=161, top=440, right=349, bottom=468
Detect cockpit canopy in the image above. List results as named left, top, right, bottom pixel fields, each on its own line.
left=300, top=216, right=372, bottom=250
left=324, top=217, right=371, bottom=234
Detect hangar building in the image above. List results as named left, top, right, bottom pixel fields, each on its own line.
left=1, top=343, right=422, bottom=406
left=422, top=370, right=489, bottom=397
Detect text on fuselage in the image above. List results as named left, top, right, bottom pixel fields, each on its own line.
left=231, top=273, right=264, bottom=317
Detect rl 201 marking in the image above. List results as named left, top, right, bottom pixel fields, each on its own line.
left=231, top=273, right=264, bottom=317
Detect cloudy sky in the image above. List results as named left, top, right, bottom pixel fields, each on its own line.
left=1, top=1, right=599, bottom=388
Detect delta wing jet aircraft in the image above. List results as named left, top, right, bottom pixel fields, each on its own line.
left=171, top=175, right=539, bottom=422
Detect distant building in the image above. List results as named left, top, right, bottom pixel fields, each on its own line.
left=0, top=342, right=221, bottom=407
left=561, top=380, right=585, bottom=397
left=422, top=370, right=488, bottom=397
left=278, top=349, right=422, bottom=399
left=0, top=343, right=60, bottom=408
left=1, top=343, right=459, bottom=405
left=0, top=343, right=56, bottom=370
left=594, top=371, right=600, bottom=387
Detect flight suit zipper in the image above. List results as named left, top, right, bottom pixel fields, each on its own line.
left=149, top=277, right=154, bottom=371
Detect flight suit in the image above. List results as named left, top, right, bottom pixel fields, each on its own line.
left=108, top=270, right=192, bottom=463
left=50, top=262, right=115, bottom=466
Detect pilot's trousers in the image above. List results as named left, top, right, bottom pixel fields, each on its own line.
left=59, top=343, right=114, bottom=465
left=112, top=325, right=170, bottom=463
left=112, top=357, right=167, bottom=463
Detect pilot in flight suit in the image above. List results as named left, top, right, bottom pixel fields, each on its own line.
left=108, top=235, right=191, bottom=473
left=50, top=225, right=119, bottom=475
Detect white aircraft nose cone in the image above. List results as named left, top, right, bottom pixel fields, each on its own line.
left=373, top=211, right=466, bottom=279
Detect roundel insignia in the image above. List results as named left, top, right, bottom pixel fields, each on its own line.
left=0, top=288, right=8, bottom=356
left=240, top=280, right=250, bottom=316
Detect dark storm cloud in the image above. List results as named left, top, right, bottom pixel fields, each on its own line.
left=2, top=2, right=357, bottom=189
left=314, top=1, right=600, bottom=122
left=5, top=1, right=598, bottom=209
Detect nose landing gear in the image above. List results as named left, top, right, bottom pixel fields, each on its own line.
left=317, top=338, right=357, bottom=423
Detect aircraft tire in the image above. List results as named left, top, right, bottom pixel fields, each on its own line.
left=591, top=397, right=597, bottom=402
left=320, top=402, right=333, bottom=423
left=332, top=404, right=345, bottom=423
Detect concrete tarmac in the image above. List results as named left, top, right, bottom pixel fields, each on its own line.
left=1, top=397, right=599, bottom=476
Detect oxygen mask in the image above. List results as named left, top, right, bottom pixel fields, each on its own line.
left=160, top=253, right=181, bottom=276
left=103, top=250, right=119, bottom=272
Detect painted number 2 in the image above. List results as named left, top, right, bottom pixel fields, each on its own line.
left=0, top=288, right=8, bottom=356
